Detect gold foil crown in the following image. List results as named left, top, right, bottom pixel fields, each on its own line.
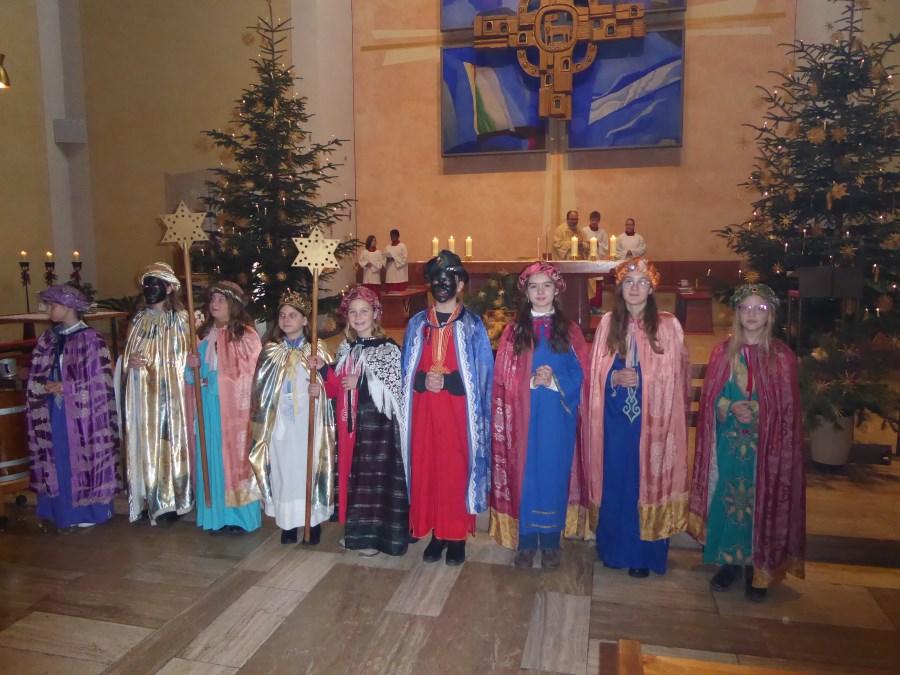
left=278, top=288, right=312, bottom=316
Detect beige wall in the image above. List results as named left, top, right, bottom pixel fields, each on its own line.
left=0, top=1, right=53, bottom=338
left=352, top=0, right=796, bottom=265
left=80, top=0, right=291, bottom=298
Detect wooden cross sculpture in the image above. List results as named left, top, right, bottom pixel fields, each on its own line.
left=473, top=1, right=645, bottom=120
left=160, top=201, right=212, bottom=507
left=292, top=225, right=341, bottom=543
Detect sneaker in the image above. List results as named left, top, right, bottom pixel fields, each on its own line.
left=423, top=535, right=447, bottom=563
left=513, top=549, right=536, bottom=569
left=709, top=564, right=741, bottom=592
left=445, top=540, right=466, bottom=566
left=338, top=537, right=347, bottom=549
left=280, top=527, right=298, bottom=545
left=359, top=548, right=380, bottom=558
left=541, top=548, right=562, bottom=569
left=76, top=523, right=96, bottom=528
left=627, top=567, right=650, bottom=578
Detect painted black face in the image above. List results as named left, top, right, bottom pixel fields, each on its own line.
left=429, top=270, right=458, bottom=304
left=142, top=276, right=168, bottom=305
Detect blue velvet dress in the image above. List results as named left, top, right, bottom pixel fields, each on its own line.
left=518, top=320, right=583, bottom=550
left=596, top=355, right=669, bottom=574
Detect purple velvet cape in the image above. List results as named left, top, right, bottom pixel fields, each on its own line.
left=26, top=325, right=120, bottom=505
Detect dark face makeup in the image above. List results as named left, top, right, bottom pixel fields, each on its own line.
left=429, top=270, right=458, bottom=304
left=143, top=276, right=168, bottom=305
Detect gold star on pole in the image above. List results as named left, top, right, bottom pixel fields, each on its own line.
left=160, top=201, right=209, bottom=249
left=292, top=226, right=340, bottom=272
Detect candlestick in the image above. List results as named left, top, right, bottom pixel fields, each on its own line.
left=536, top=238, right=540, bottom=260
left=609, top=235, right=617, bottom=260
left=448, top=235, right=456, bottom=254
left=465, top=236, right=473, bottom=258
left=44, top=261, right=57, bottom=287
left=431, top=237, right=439, bottom=257
left=71, top=258, right=83, bottom=285
left=589, top=236, right=598, bottom=260
left=570, top=235, right=578, bottom=260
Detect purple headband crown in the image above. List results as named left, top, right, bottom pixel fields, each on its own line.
left=39, top=285, right=92, bottom=312
left=517, top=261, right=566, bottom=292
left=341, top=285, right=383, bottom=320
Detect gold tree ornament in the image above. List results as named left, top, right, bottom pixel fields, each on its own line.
left=292, top=226, right=340, bottom=272
left=830, top=182, right=849, bottom=200
left=160, top=201, right=209, bottom=248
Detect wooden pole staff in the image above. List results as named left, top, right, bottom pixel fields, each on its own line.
left=291, top=225, right=341, bottom=544
left=161, top=201, right=212, bottom=507
left=304, top=267, right=320, bottom=544
left=182, top=245, right=212, bottom=508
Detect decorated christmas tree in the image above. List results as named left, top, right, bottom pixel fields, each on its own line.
left=200, top=5, right=355, bottom=321
left=716, top=0, right=899, bottom=329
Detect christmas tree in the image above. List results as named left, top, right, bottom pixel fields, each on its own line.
left=716, top=0, right=899, bottom=329
left=200, top=4, right=355, bottom=321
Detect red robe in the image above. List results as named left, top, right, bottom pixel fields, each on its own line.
left=689, top=339, right=805, bottom=587
left=409, top=327, right=474, bottom=540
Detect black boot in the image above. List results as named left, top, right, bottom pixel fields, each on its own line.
left=710, top=564, right=741, bottom=592
left=627, top=567, right=650, bottom=578
left=445, top=540, right=466, bottom=566
left=280, top=527, right=298, bottom=545
left=302, top=524, right=321, bottom=545
left=423, top=535, right=447, bottom=563
left=744, top=566, right=767, bottom=602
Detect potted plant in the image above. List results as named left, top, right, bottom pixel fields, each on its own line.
left=799, top=327, right=899, bottom=466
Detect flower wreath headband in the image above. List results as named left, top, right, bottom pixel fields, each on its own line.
left=614, top=257, right=660, bottom=290
left=517, top=261, right=566, bottom=292
left=730, top=283, right=780, bottom=309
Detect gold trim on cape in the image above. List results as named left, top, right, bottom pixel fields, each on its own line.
left=488, top=510, right=519, bottom=550
left=638, top=492, right=689, bottom=541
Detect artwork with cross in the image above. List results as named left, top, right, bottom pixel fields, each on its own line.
left=441, top=0, right=685, bottom=155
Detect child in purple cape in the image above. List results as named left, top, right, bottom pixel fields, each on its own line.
left=26, top=285, right=120, bottom=529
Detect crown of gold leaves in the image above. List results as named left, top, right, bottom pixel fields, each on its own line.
left=278, top=288, right=312, bottom=316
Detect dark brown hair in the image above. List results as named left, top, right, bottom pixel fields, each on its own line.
left=512, top=297, right=572, bottom=355
left=264, top=304, right=312, bottom=344
left=604, top=286, right=663, bottom=357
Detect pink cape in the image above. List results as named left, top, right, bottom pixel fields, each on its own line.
left=688, top=339, right=805, bottom=587
left=587, top=312, right=691, bottom=540
left=489, top=321, right=592, bottom=547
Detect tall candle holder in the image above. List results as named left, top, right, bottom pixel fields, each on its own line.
left=70, top=260, right=83, bottom=285
left=19, top=260, right=31, bottom=312
left=44, top=261, right=57, bottom=287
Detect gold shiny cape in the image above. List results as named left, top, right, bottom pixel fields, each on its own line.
left=123, top=308, right=192, bottom=522
left=248, top=340, right=336, bottom=515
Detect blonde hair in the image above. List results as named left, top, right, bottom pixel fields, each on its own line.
left=344, top=319, right=387, bottom=342
left=727, top=301, right=775, bottom=371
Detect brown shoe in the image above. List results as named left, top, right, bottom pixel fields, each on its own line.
left=514, top=549, right=536, bottom=569
left=541, top=548, right=562, bottom=569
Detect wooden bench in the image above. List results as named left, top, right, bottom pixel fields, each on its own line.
left=616, top=639, right=796, bottom=674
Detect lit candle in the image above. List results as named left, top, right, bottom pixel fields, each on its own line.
left=570, top=235, right=578, bottom=259
left=784, top=242, right=788, bottom=252
left=706, top=268, right=711, bottom=277
left=873, top=263, right=879, bottom=283
left=589, top=236, right=598, bottom=259
left=73, top=250, right=80, bottom=261
left=46, top=251, right=53, bottom=261
left=432, top=237, right=439, bottom=257
left=465, top=236, right=473, bottom=258
left=448, top=235, right=455, bottom=253
left=609, top=235, right=617, bottom=259
left=19, top=250, right=27, bottom=261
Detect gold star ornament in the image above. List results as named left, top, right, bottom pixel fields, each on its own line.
left=292, top=226, right=340, bottom=273
left=161, top=201, right=209, bottom=249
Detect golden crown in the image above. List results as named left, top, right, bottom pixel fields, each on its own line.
left=278, top=288, right=312, bottom=316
